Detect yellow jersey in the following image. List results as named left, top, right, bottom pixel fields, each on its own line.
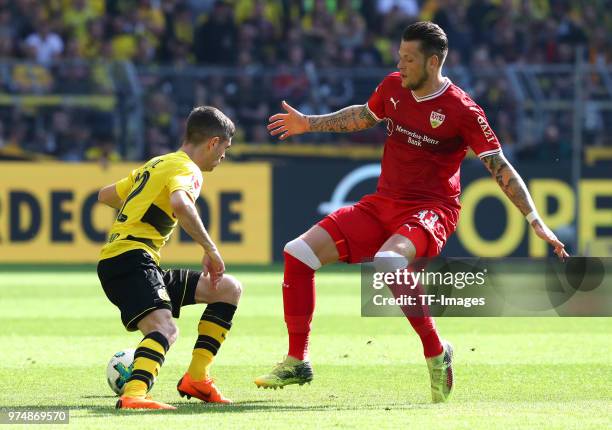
left=99, top=150, right=203, bottom=264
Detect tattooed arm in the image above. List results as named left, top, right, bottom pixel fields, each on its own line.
left=481, top=152, right=536, bottom=216
left=481, top=152, right=569, bottom=259
left=267, top=101, right=380, bottom=140
left=308, top=104, right=379, bottom=133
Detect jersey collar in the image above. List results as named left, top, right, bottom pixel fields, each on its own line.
left=411, top=78, right=451, bottom=103
left=176, top=149, right=191, bottom=160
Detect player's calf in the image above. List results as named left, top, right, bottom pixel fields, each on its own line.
left=256, top=226, right=337, bottom=389
left=181, top=289, right=238, bottom=402
left=138, top=309, right=179, bottom=346
left=120, top=330, right=172, bottom=405
left=119, top=310, right=177, bottom=402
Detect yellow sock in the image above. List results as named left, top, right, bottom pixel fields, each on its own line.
left=123, top=332, right=169, bottom=398
left=188, top=348, right=215, bottom=379
left=187, top=302, right=236, bottom=380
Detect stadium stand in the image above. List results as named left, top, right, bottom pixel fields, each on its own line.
left=0, top=0, right=610, bottom=162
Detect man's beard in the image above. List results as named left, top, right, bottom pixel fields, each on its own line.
left=407, top=67, right=429, bottom=91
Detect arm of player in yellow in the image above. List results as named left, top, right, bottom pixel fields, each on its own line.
left=170, top=189, right=217, bottom=252
left=98, top=174, right=133, bottom=210
left=98, top=183, right=123, bottom=209
left=171, top=189, right=225, bottom=288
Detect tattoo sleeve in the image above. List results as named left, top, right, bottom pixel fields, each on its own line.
left=308, top=104, right=379, bottom=133
left=480, top=152, right=537, bottom=216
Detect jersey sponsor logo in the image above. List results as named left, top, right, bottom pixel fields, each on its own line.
left=397, top=125, right=422, bottom=146
left=393, top=124, right=440, bottom=147
left=476, top=115, right=496, bottom=142
left=430, top=110, right=445, bottom=128
left=390, top=97, right=400, bottom=110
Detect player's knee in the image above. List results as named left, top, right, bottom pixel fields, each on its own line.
left=219, top=274, right=243, bottom=305
left=373, top=250, right=409, bottom=274
left=284, top=238, right=322, bottom=270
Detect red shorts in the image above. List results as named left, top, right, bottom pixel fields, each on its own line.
left=318, top=193, right=457, bottom=264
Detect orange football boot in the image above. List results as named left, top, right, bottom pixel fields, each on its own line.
left=177, top=373, right=231, bottom=404
left=116, top=395, right=176, bottom=410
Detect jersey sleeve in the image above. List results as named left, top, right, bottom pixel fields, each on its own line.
left=459, top=103, right=502, bottom=159
left=167, top=166, right=203, bottom=203
left=114, top=170, right=135, bottom=200
left=366, top=78, right=387, bottom=122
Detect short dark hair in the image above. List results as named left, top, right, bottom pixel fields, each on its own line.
left=402, top=21, right=448, bottom=64
left=185, top=106, right=235, bottom=144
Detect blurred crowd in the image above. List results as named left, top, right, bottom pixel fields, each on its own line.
left=0, top=0, right=610, bottom=161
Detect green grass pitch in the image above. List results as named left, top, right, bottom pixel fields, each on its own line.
left=1, top=265, right=610, bottom=429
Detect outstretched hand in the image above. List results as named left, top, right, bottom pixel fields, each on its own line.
left=531, top=220, right=569, bottom=260
left=267, top=100, right=310, bottom=140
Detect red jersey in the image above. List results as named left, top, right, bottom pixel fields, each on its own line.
left=366, top=72, right=501, bottom=213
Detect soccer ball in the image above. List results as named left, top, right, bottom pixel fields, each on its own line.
left=106, top=349, right=135, bottom=395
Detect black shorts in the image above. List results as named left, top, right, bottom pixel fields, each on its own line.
left=97, top=249, right=201, bottom=331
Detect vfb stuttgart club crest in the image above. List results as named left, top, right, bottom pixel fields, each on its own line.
left=430, top=110, right=445, bottom=128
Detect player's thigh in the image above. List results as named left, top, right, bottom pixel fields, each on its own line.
left=162, top=268, right=202, bottom=313
left=389, top=208, right=451, bottom=259
left=97, top=250, right=174, bottom=332
left=297, top=224, right=340, bottom=266
left=376, top=223, right=431, bottom=264
left=317, top=205, right=386, bottom=264
left=377, top=233, right=417, bottom=260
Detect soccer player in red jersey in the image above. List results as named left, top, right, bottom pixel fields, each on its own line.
left=254, top=22, right=569, bottom=402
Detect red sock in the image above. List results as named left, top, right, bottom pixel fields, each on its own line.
left=282, top=252, right=315, bottom=361
left=408, top=316, right=443, bottom=358
left=387, top=225, right=443, bottom=357
left=387, top=264, right=443, bottom=358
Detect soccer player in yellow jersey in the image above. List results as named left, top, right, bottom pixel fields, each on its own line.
left=97, top=106, right=240, bottom=410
